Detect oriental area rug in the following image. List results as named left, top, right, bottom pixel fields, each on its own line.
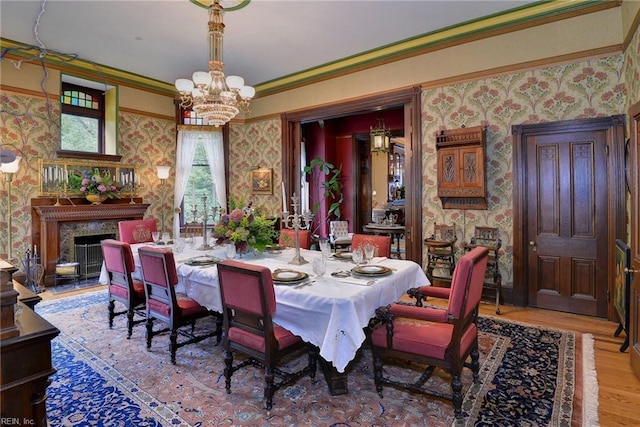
left=36, top=290, right=598, bottom=426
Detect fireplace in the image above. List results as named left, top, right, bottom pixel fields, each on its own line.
left=31, top=198, right=150, bottom=286
left=74, top=234, right=116, bottom=279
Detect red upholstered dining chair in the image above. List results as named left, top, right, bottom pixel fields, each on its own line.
left=118, top=219, right=157, bottom=244
left=368, top=246, right=489, bottom=419
left=138, top=246, right=221, bottom=364
left=101, top=239, right=146, bottom=339
left=217, top=260, right=317, bottom=411
left=278, top=229, right=311, bottom=249
left=351, top=234, right=391, bottom=258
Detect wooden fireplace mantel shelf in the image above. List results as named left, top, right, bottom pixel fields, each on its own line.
left=33, top=203, right=150, bottom=221
left=31, top=199, right=150, bottom=286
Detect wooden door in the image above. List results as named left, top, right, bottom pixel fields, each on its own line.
left=513, top=117, right=626, bottom=318
left=525, top=129, right=608, bottom=316
left=630, top=102, right=640, bottom=378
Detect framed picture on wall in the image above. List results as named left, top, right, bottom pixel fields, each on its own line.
left=250, top=168, right=273, bottom=195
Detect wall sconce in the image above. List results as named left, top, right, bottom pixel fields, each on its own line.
left=370, top=117, right=391, bottom=154
left=156, top=165, right=171, bottom=244
left=1, top=156, right=22, bottom=261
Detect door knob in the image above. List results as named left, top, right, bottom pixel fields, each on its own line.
left=529, top=241, right=535, bottom=246
left=624, top=268, right=639, bottom=274
left=529, top=241, right=536, bottom=252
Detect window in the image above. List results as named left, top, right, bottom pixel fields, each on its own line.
left=182, top=140, right=216, bottom=225
left=60, top=82, right=105, bottom=153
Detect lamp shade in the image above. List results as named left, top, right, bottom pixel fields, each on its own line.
left=156, top=165, right=171, bottom=180
left=0, top=149, right=16, bottom=165
left=175, top=78, right=195, bottom=93
left=0, top=155, right=21, bottom=173
left=239, top=85, right=255, bottom=99
left=225, top=75, right=244, bottom=90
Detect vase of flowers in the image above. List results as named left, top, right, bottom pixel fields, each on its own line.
left=69, top=168, right=122, bottom=204
left=212, top=207, right=276, bottom=253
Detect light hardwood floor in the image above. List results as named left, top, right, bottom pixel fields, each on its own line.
left=40, top=286, right=639, bottom=426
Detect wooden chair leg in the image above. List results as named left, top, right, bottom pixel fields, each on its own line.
left=264, top=367, right=275, bottom=410
left=145, top=318, right=154, bottom=349
left=126, top=309, right=135, bottom=339
left=170, top=330, right=178, bottom=365
left=108, top=300, right=116, bottom=329
left=451, top=373, right=463, bottom=419
left=224, top=350, right=233, bottom=393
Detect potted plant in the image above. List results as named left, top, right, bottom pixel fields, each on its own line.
left=303, top=157, right=344, bottom=234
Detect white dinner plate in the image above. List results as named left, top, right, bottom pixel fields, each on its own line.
left=272, top=269, right=308, bottom=284
left=351, top=265, right=393, bottom=277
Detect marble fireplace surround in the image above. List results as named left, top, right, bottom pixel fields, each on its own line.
left=31, top=199, right=149, bottom=286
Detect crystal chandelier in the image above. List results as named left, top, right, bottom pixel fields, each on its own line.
left=370, top=116, right=391, bottom=154
left=174, top=0, right=255, bottom=127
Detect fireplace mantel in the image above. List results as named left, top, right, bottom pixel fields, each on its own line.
left=34, top=204, right=149, bottom=222
left=31, top=199, right=150, bottom=286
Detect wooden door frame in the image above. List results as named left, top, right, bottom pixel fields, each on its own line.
left=512, top=115, right=626, bottom=317
left=281, top=87, right=422, bottom=263
left=629, top=101, right=640, bottom=377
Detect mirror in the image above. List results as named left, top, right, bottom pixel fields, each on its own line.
left=371, top=137, right=404, bottom=223
left=38, top=159, right=138, bottom=196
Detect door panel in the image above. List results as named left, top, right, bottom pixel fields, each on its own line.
left=526, top=130, right=608, bottom=316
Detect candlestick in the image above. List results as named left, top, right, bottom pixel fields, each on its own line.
left=281, top=182, right=286, bottom=213
left=282, top=192, right=314, bottom=265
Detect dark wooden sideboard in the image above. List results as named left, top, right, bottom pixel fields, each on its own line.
left=1, top=261, right=59, bottom=426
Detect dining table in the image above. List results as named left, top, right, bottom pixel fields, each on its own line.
left=362, top=222, right=406, bottom=258
left=99, top=239, right=429, bottom=395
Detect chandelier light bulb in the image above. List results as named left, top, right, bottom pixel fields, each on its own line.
left=174, top=0, right=254, bottom=127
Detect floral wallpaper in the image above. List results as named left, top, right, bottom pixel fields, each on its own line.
left=228, top=118, right=283, bottom=217
left=2, top=23, right=639, bottom=288
left=0, top=92, right=175, bottom=264
left=421, top=54, right=628, bottom=286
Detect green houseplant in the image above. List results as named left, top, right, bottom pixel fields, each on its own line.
left=303, top=157, right=344, bottom=231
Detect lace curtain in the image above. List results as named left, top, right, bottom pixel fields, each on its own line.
left=174, top=129, right=227, bottom=238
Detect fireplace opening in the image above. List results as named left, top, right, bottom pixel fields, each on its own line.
left=74, top=234, right=115, bottom=279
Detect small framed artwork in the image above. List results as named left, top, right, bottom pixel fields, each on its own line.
left=251, top=168, right=273, bottom=195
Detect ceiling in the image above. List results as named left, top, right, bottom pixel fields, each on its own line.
left=1, top=0, right=546, bottom=94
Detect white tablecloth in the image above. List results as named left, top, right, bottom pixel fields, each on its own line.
left=100, top=242, right=429, bottom=372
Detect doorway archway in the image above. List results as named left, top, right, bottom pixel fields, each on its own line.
left=281, top=87, right=423, bottom=263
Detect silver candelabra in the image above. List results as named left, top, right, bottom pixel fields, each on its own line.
left=198, top=195, right=218, bottom=250
left=282, top=193, right=314, bottom=265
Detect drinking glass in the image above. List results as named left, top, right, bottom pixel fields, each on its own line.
left=312, top=256, right=326, bottom=278
left=151, top=231, right=160, bottom=244
left=319, top=238, right=331, bottom=258
left=224, top=244, right=236, bottom=260
left=352, top=248, right=364, bottom=265
left=174, top=237, right=185, bottom=253
left=364, top=244, right=375, bottom=263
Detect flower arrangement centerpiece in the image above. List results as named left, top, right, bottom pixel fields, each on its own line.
left=212, top=202, right=276, bottom=253
left=69, top=168, right=122, bottom=204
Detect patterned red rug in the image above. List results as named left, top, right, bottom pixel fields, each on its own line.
left=37, top=290, right=598, bottom=426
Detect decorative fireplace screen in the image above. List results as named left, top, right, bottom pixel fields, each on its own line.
left=74, top=234, right=115, bottom=279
